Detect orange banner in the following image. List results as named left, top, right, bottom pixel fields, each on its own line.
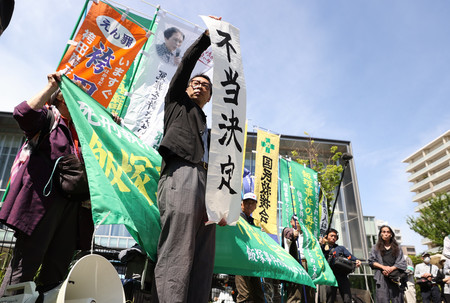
left=57, top=1, right=148, bottom=108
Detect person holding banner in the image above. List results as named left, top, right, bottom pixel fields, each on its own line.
left=282, top=215, right=315, bottom=303
left=156, top=27, right=185, bottom=66
left=321, top=228, right=361, bottom=303
left=153, top=16, right=226, bottom=303
left=0, top=72, right=94, bottom=298
left=235, top=192, right=265, bottom=303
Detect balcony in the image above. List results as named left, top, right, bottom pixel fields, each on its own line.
left=407, top=153, right=450, bottom=183
left=410, top=165, right=450, bottom=192
left=421, top=237, right=433, bottom=246
left=405, top=141, right=450, bottom=173
left=413, top=178, right=450, bottom=203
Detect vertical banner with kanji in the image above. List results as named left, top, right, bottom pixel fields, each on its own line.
left=122, top=13, right=213, bottom=149
left=319, top=192, right=329, bottom=237
left=57, top=1, right=148, bottom=108
left=253, top=130, right=280, bottom=235
left=279, top=159, right=336, bottom=286
left=279, top=158, right=294, bottom=229
left=290, top=161, right=320, bottom=238
left=202, top=16, right=246, bottom=225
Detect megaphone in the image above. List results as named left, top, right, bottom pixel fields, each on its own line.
left=1, top=254, right=125, bottom=303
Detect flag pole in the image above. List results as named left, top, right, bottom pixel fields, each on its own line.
left=326, top=153, right=353, bottom=234
left=117, top=5, right=160, bottom=117
left=57, top=0, right=90, bottom=66
left=285, top=158, right=309, bottom=303
left=1, top=180, right=10, bottom=203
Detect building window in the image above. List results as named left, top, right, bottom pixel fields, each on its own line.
left=0, top=133, right=24, bottom=197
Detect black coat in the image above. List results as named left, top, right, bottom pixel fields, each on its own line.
left=158, top=33, right=211, bottom=172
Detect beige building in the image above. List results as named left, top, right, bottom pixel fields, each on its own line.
left=403, top=130, right=450, bottom=248
left=401, top=245, right=416, bottom=256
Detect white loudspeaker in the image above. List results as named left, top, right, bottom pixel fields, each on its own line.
left=45, top=254, right=125, bottom=303
left=1, top=254, right=125, bottom=303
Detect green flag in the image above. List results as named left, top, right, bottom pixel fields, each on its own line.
left=62, top=76, right=316, bottom=284
left=289, top=161, right=320, bottom=238
left=280, top=158, right=294, bottom=228
left=61, top=76, right=162, bottom=261
left=215, top=217, right=315, bottom=287
left=279, top=159, right=337, bottom=286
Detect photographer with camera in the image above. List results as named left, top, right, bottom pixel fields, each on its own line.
left=321, top=228, right=361, bottom=303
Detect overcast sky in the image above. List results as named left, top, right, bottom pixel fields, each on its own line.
left=2, top=0, right=449, bottom=253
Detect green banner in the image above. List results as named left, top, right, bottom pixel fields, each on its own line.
left=279, top=159, right=337, bottom=286
left=280, top=158, right=294, bottom=229
left=215, top=217, right=315, bottom=287
left=299, top=221, right=337, bottom=286
left=62, top=76, right=316, bottom=285
left=61, top=76, right=162, bottom=261
left=289, top=161, right=320, bottom=238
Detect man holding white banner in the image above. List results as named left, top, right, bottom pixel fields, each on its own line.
left=153, top=16, right=225, bottom=303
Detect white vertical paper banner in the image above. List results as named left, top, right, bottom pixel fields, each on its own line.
left=202, top=16, right=246, bottom=225
left=319, top=190, right=329, bottom=237
left=123, top=13, right=213, bottom=149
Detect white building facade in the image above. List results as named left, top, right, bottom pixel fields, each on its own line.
left=403, top=130, right=450, bottom=247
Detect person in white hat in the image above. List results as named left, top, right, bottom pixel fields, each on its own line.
left=234, top=192, right=265, bottom=303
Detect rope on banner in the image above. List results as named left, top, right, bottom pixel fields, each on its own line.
left=104, top=0, right=155, bottom=19
left=103, top=0, right=155, bottom=31
left=252, top=125, right=282, bottom=137
left=115, top=3, right=160, bottom=117
left=120, top=7, right=130, bottom=21
left=140, top=0, right=206, bottom=30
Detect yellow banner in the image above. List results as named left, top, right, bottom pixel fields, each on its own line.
left=253, top=130, right=280, bottom=234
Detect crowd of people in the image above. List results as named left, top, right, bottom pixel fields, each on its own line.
left=0, top=13, right=450, bottom=303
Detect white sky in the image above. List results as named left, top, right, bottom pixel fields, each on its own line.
left=2, top=0, right=450, bottom=254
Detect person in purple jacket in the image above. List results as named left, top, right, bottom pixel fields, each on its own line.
left=0, top=72, right=93, bottom=298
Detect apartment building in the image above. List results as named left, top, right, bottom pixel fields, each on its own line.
left=403, top=130, right=450, bottom=247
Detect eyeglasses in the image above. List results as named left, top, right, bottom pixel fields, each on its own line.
left=190, top=80, right=211, bottom=90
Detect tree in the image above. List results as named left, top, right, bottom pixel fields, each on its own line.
left=290, top=134, right=343, bottom=215
left=407, top=192, right=450, bottom=247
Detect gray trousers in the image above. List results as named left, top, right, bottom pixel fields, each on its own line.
left=0, top=197, right=78, bottom=296
left=153, top=159, right=216, bottom=303
left=375, top=277, right=404, bottom=303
